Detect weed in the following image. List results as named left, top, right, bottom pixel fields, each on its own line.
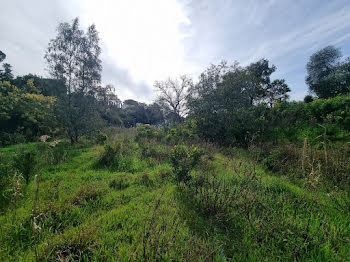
left=13, top=147, right=37, bottom=184
left=71, top=185, right=101, bottom=206
left=39, top=226, right=97, bottom=261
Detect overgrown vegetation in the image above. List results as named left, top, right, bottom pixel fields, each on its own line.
left=0, top=126, right=349, bottom=261
left=1, top=15, right=349, bottom=261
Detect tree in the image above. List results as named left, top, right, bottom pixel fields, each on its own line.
left=305, top=46, right=350, bottom=98
left=304, top=95, right=314, bottom=103
left=0, top=51, right=6, bottom=63
left=154, top=75, right=193, bottom=123
left=265, top=79, right=290, bottom=107
left=0, top=51, right=14, bottom=81
left=0, top=79, right=55, bottom=144
left=77, top=24, right=102, bottom=94
left=123, top=99, right=139, bottom=107
left=45, top=17, right=103, bottom=143
left=306, top=46, right=341, bottom=87
left=97, top=84, right=121, bottom=108
left=187, top=59, right=290, bottom=144
left=146, top=103, right=164, bottom=125
left=245, top=58, right=276, bottom=104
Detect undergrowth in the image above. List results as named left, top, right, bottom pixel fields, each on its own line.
left=0, top=131, right=349, bottom=261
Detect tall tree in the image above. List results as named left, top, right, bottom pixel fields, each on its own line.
left=0, top=51, right=13, bottom=81
left=305, top=46, right=349, bottom=98
left=78, top=24, right=102, bottom=94
left=265, top=79, right=290, bottom=107
left=2, top=63, right=13, bottom=80
left=45, top=17, right=102, bottom=143
left=154, top=75, right=193, bottom=123
left=245, top=59, right=276, bottom=104
left=306, top=46, right=341, bottom=87
left=0, top=51, right=6, bottom=63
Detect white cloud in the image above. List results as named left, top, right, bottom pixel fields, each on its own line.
left=2, top=0, right=350, bottom=102
left=75, top=0, right=193, bottom=102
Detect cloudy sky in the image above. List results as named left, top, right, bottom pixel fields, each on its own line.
left=1, top=0, right=350, bottom=102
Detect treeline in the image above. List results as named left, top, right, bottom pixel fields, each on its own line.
left=0, top=18, right=166, bottom=145
left=185, top=58, right=350, bottom=145
left=1, top=17, right=350, bottom=146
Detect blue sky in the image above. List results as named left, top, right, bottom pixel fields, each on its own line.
left=1, top=0, right=350, bottom=102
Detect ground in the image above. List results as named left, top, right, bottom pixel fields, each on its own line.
left=0, top=136, right=349, bottom=261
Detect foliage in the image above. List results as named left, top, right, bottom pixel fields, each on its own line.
left=96, top=141, right=136, bottom=172
left=45, top=17, right=104, bottom=143
left=0, top=80, right=56, bottom=144
left=306, top=46, right=350, bottom=98
left=170, top=145, right=203, bottom=183
left=0, top=135, right=349, bottom=261
left=271, top=95, right=350, bottom=143
left=187, top=59, right=290, bottom=145
left=165, top=120, right=199, bottom=144
left=135, top=124, right=163, bottom=142
left=0, top=50, right=14, bottom=81
left=96, top=130, right=108, bottom=145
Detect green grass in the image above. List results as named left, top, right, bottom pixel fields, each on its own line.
left=0, top=139, right=349, bottom=261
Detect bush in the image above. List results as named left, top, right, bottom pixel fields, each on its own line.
left=135, top=124, right=163, bottom=142
left=97, top=143, right=121, bottom=167
left=96, top=141, right=135, bottom=172
left=183, top=168, right=260, bottom=221
left=165, top=120, right=199, bottom=144
left=170, top=145, right=203, bottom=183
left=97, top=130, right=108, bottom=145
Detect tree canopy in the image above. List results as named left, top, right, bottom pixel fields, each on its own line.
left=306, top=46, right=350, bottom=98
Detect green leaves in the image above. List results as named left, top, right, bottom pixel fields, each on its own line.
left=170, top=145, right=203, bottom=183
left=0, top=80, right=55, bottom=144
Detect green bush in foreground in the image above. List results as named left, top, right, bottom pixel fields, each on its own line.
left=170, top=145, right=203, bottom=183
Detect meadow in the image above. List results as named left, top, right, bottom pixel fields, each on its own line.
left=0, top=127, right=349, bottom=261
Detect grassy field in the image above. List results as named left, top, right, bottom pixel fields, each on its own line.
left=0, top=133, right=349, bottom=261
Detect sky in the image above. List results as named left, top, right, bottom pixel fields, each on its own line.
left=1, top=0, right=350, bottom=103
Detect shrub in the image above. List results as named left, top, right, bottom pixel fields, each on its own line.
left=96, top=141, right=136, bottom=172
left=182, top=162, right=261, bottom=222
left=165, top=120, right=199, bottom=144
left=97, top=143, right=121, bottom=167
left=138, top=138, right=169, bottom=162
left=170, top=145, right=203, bottom=183
left=135, top=124, right=163, bottom=142
left=97, top=130, right=108, bottom=145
